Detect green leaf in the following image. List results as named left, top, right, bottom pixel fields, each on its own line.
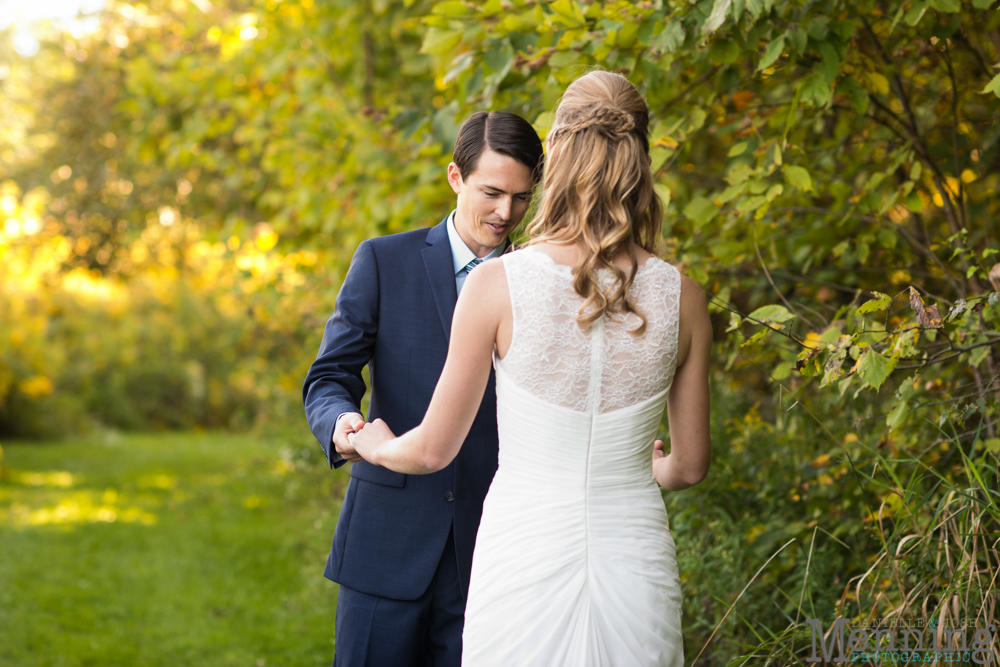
left=709, top=39, right=740, bottom=65
left=649, top=146, right=672, bottom=173
left=967, top=265, right=979, bottom=279
left=718, top=181, right=748, bottom=203
left=703, top=0, right=732, bottom=34
left=727, top=311, right=743, bottom=332
left=652, top=20, right=685, bottom=52
left=886, top=398, right=909, bottom=430
left=479, top=0, right=504, bottom=16
left=904, top=2, right=928, bottom=25
left=930, top=0, right=961, bottom=11
left=421, top=27, right=462, bottom=55
left=855, top=349, right=895, bottom=391
left=801, top=72, right=832, bottom=107
left=683, top=196, right=719, bottom=228
left=816, top=41, right=840, bottom=84
left=735, top=195, right=768, bottom=213
left=970, top=344, right=990, bottom=368
left=787, top=26, right=807, bottom=55
left=687, top=107, right=708, bottom=132
left=858, top=291, right=892, bottom=314
left=783, top=165, right=813, bottom=192
left=728, top=142, right=748, bottom=157
left=840, top=77, right=869, bottom=114
left=984, top=438, right=1000, bottom=454
left=757, top=34, right=785, bottom=72
left=726, top=164, right=754, bottom=185
left=973, top=0, right=997, bottom=7
left=653, top=183, right=671, bottom=209
left=748, top=304, right=796, bottom=325
left=980, top=73, right=1000, bottom=98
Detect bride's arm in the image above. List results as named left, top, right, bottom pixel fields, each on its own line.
left=654, top=273, right=712, bottom=490
left=350, top=259, right=509, bottom=474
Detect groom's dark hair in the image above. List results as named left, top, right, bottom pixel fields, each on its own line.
left=453, top=111, right=544, bottom=182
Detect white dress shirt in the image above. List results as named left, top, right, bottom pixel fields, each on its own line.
left=446, top=210, right=507, bottom=296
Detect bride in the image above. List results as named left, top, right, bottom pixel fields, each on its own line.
left=350, top=70, right=712, bottom=666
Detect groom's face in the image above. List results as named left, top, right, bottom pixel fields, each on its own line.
left=448, top=148, right=534, bottom=257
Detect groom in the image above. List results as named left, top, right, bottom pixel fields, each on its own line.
left=303, top=111, right=543, bottom=666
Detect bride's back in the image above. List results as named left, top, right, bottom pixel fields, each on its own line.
left=498, top=246, right=681, bottom=415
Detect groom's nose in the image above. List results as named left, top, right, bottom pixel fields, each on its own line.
left=495, top=196, right=512, bottom=222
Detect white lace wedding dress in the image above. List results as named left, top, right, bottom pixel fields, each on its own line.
left=461, top=247, right=685, bottom=666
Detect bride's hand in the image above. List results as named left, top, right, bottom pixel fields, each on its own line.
left=651, top=439, right=666, bottom=464
left=348, top=418, right=397, bottom=464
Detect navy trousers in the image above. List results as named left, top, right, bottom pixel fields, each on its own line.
left=332, top=526, right=465, bottom=667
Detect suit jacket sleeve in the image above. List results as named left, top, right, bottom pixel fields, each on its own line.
left=303, top=240, right=379, bottom=468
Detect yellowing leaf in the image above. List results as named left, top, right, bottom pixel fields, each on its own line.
left=865, top=71, right=890, bottom=96
left=431, top=1, right=471, bottom=16
left=803, top=331, right=822, bottom=349
left=858, top=291, right=891, bottom=314
left=550, top=0, right=586, bottom=26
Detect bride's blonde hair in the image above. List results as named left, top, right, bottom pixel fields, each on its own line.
left=525, top=70, right=662, bottom=336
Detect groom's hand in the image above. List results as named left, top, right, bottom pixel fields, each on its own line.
left=334, top=412, right=365, bottom=463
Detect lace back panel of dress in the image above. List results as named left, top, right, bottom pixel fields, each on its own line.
left=499, top=248, right=682, bottom=413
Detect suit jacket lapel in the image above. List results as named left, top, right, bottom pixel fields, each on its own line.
left=421, top=220, right=458, bottom=341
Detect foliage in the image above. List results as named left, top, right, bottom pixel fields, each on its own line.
left=417, top=0, right=1000, bottom=659
left=0, top=198, right=333, bottom=435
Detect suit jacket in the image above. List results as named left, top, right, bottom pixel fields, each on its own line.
left=302, top=218, right=501, bottom=601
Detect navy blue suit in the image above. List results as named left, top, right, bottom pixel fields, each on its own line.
left=303, top=218, right=501, bottom=665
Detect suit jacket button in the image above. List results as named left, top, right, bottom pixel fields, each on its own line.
left=444, top=491, right=454, bottom=502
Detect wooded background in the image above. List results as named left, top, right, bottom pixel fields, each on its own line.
left=2, top=0, right=999, bottom=662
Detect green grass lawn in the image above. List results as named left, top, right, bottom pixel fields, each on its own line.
left=0, top=430, right=349, bottom=667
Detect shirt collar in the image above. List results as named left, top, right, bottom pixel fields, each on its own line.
left=445, top=210, right=507, bottom=275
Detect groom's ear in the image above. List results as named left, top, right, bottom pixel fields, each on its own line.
left=447, top=162, right=464, bottom=195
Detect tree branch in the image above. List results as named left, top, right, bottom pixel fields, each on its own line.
left=857, top=16, right=965, bottom=237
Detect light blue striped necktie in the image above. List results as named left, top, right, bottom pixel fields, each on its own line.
left=459, top=257, right=484, bottom=277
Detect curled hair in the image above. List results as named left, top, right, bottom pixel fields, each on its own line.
left=525, top=71, right=662, bottom=335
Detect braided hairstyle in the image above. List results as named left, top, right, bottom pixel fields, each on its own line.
left=525, top=70, right=662, bottom=335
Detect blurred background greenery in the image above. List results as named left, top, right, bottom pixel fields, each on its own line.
left=1, top=0, right=999, bottom=664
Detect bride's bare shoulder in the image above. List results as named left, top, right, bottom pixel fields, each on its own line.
left=671, top=267, right=710, bottom=321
